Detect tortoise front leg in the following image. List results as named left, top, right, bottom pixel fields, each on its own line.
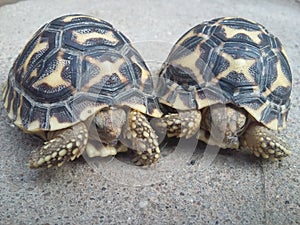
left=122, top=110, right=160, bottom=166
left=153, top=110, right=202, bottom=139
left=240, top=124, right=291, bottom=160
left=29, top=122, right=88, bottom=168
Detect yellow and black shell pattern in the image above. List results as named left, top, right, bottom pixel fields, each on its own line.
left=3, top=14, right=162, bottom=132
left=157, top=17, right=292, bottom=130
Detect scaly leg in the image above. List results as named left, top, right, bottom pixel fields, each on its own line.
left=29, top=122, right=88, bottom=168
left=122, top=110, right=160, bottom=165
left=240, top=124, right=291, bottom=161
left=153, top=110, right=201, bottom=139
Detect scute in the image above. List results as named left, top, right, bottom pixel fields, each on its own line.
left=3, top=14, right=162, bottom=132
left=157, top=17, right=292, bottom=130
left=62, top=25, right=127, bottom=52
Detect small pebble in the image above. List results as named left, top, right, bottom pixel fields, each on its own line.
left=138, top=200, right=148, bottom=208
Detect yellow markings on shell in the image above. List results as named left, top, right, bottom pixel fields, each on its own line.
left=260, top=56, right=291, bottom=101
left=72, top=30, right=119, bottom=45
left=213, top=52, right=283, bottom=130
left=222, top=25, right=262, bottom=44
left=129, top=54, right=152, bottom=90
left=166, top=88, right=191, bottom=110
left=244, top=99, right=278, bottom=129
left=171, top=44, right=205, bottom=84
left=7, top=89, right=16, bottom=120
left=23, top=38, right=49, bottom=73
left=27, top=120, right=41, bottom=131
left=150, top=108, right=163, bottom=118
left=28, top=68, right=38, bottom=79
left=81, top=56, right=126, bottom=91
left=79, top=105, right=103, bottom=121
left=271, top=59, right=292, bottom=91
left=280, top=48, right=290, bottom=63
left=216, top=52, right=257, bottom=82
left=62, top=15, right=102, bottom=23
left=129, top=104, right=148, bottom=116
left=32, top=52, right=71, bottom=89
left=49, top=116, right=73, bottom=131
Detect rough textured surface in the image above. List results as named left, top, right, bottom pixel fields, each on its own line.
left=0, top=0, right=299, bottom=224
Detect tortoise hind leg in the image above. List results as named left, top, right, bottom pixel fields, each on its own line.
left=240, top=124, right=291, bottom=161
left=29, top=122, right=88, bottom=168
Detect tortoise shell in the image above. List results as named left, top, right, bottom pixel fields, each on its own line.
left=157, top=17, right=292, bottom=130
left=3, top=14, right=161, bottom=132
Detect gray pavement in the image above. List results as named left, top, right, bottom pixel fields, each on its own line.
left=0, top=0, right=299, bottom=224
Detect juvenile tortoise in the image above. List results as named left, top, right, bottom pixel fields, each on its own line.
left=2, top=14, right=162, bottom=168
left=154, top=17, right=292, bottom=160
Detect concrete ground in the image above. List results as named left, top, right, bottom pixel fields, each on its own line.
left=0, top=0, right=299, bottom=224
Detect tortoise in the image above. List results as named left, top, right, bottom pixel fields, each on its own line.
left=2, top=14, right=162, bottom=168
left=154, top=17, right=292, bottom=160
